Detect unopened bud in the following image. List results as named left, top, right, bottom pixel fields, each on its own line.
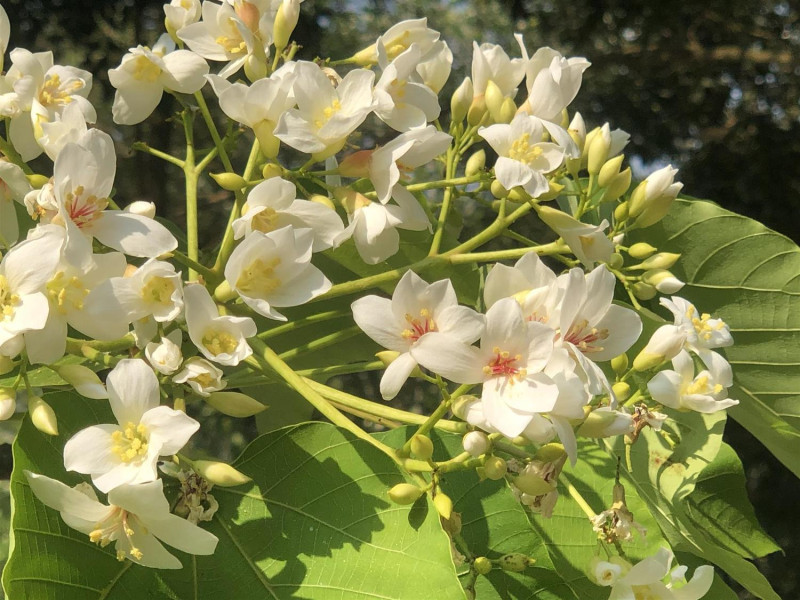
left=611, top=353, right=628, bottom=374
left=500, top=553, right=535, bottom=572
left=410, top=434, right=434, bottom=461
left=639, top=252, right=680, bottom=271
left=244, top=54, right=268, bottom=82
left=467, top=95, right=488, bottom=127
left=465, top=150, right=486, bottom=177
left=205, top=391, right=266, bottom=418
left=194, top=460, right=252, bottom=487
left=643, top=269, right=685, bottom=294
left=273, top=0, right=299, bottom=52
left=123, top=200, right=156, bottom=219
left=513, top=472, right=555, bottom=496
left=507, top=187, right=531, bottom=203
left=262, top=163, right=283, bottom=180
left=614, top=201, right=629, bottom=222
left=497, top=97, right=517, bottom=124
left=483, top=456, right=507, bottom=480
left=633, top=324, right=687, bottom=371
left=0, top=356, right=15, bottom=376
left=586, top=125, right=611, bottom=175
left=388, top=482, right=424, bottom=505
left=0, top=388, right=16, bottom=421
left=210, top=172, right=247, bottom=191
left=450, top=77, right=473, bottom=124
left=484, top=80, right=505, bottom=123
left=607, top=253, right=624, bottom=270
left=462, top=431, right=490, bottom=456
left=631, top=282, right=657, bottom=300
left=474, top=556, right=492, bottom=575
left=628, top=242, right=657, bottom=259
left=611, top=381, right=631, bottom=402
left=28, top=396, right=58, bottom=436
left=534, top=442, right=566, bottom=463
left=253, top=121, right=280, bottom=158
left=308, top=194, right=336, bottom=210
left=568, top=112, right=586, bottom=154
left=602, top=167, right=632, bottom=203
left=490, top=180, right=508, bottom=199
left=56, top=365, right=108, bottom=399
left=598, top=155, right=624, bottom=188
left=26, top=173, right=50, bottom=189
left=434, top=493, right=453, bottom=519
left=213, top=279, right=238, bottom=303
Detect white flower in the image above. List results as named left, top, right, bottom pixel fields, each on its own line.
left=629, top=165, right=683, bottom=228
left=273, top=61, right=376, bottom=160
left=24, top=227, right=130, bottom=365
left=173, top=356, right=226, bottom=396
left=25, top=473, right=218, bottom=568
left=43, top=130, right=178, bottom=259
left=110, top=259, right=184, bottom=325
left=0, top=160, right=32, bottom=247
left=412, top=297, right=560, bottom=438
left=516, top=39, right=590, bottom=123
left=374, top=44, right=440, bottom=132
left=63, top=359, right=200, bottom=492
left=224, top=226, right=331, bottom=320
left=146, top=331, right=184, bottom=375
left=232, top=177, right=343, bottom=250
left=648, top=350, right=738, bottom=414
left=471, top=41, right=526, bottom=100
left=207, top=68, right=296, bottom=157
left=5, top=48, right=95, bottom=161
left=351, top=270, right=484, bottom=400
left=483, top=252, right=560, bottom=322
left=184, top=283, right=256, bottom=366
left=0, top=225, right=62, bottom=359
left=109, top=34, right=209, bottom=125
left=353, top=18, right=440, bottom=66
left=537, top=206, right=615, bottom=267
left=165, top=0, right=202, bottom=33
left=479, top=115, right=565, bottom=198
left=0, top=4, right=9, bottom=72
left=178, top=0, right=262, bottom=79
left=415, top=40, right=452, bottom=94
left=660, top=296, right=733, bottom=386
left=335, top=185, right=430, bottom=265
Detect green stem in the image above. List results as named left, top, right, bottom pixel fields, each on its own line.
left=193, top=91, right=234, bottom=172
left=65, top=335, right=135, bottom=354
left=171, top=250, right=217, bottom=282
left=182, top=111, right=200, bottom=281
left=429, top=145, right=458, bottom=255
left=448, top=241, right=568, bottom=264
left=399, top=383, right=473, bottom=456
left=131, top=142, right=185, bottom=168
left=277, top=326, right=362, bottom=362
left=257, top=309, right=349, bottom=340
left=405, top=174, right=486, bottom=194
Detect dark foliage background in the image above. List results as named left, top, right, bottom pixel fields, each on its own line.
left=2, top=0, right=799, bottom=597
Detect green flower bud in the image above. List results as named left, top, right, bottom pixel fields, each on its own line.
left=26, top=174, right=50, bottom=189
left=484, top=80, right=505, bottom=124
left=0, top=356, right=14, bottom=376
left=467, top=95, right=487, bottom=127
left=586, top=125, right=611, bottom=175
left=639, top=252, right=681, bottom=271
left=434, top=493, right=453, bottom=519
left=611, top=381, right=631, bottom=402
left=500, top=553, right=535, bottom=572
left=410, top=434, right=434, bottom=461
left=513, top=472, right=555, bottom=496
left=607, top=253, right=624, bottom=270
left=534, top=443, right=566, bottom=463
left=262, top=163, right=284, bottom=180
left=206, top=392, right=266, bottom=418
left=498, top=97, right=517, bottom=124
left=610, top=353, right=629, bottom=374
left=210, top=172, right=248, bottom=191
left=28, top=396, right=58, bottom=436
left=213, top=279, right=238, bottom=303
left=55, top=365, right=107, bottom=399
left=602, top=167, right=632, bottom=202
left=483, top=456, right=507, bottom=480
left=273, top=0, right=299, bottom=52
left=597, top=155, right=624, bottom=188
left=631, top=281, right=657, bottom=301
left=450, top=78, right=473, bottom=124
left=465, top=150, right=486, bottom=177
left=490, top=180, right=508, bottom=199
left=308, top=194, right=336, bottom=210
left=627, top=242, right=657, bottom=259
left=194, top=461, right=252, bottom=487
left=614, top=201, right=629, bottom=222
left=388, top=483, right=424, bottom=505
left=474, top=556, right=492, bottom=575
left=0, top=388, right=16, bottom=420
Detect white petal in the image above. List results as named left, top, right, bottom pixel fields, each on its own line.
left=379, top=352, right=418, bottom=400
left=106, top=359, right=161, bottom=425
left=140, top=405, right=199, bottom=456
left=161, top=50, right=209, bottom=93
left=63, top=424, right=120, bottom=475
left=140, top=513, right=219, bottom=556
left=112, top=82, right=164, bottom=125
left=411, top=333, right=485, bottom=383
left=351, top=295, right=407, bottom=351
left=92, top=212, right=178, bottom=258
left=24, top=472, right=109, bottom=523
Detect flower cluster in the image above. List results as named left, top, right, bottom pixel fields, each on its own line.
left=0, top=1, right=741, bottom=596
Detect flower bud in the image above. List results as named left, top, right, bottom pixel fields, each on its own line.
left=568, top=112, right=586, bottom=154
left=262, top=163, right=284, bottom=180
left=410, top=434, right=434, bottom=461
left=28, top=396, right=58, bottom=436
left=465, top=150, right=486, bottom=177
left=388, top=482, right=424, bottom=505
left=55, top=365, right=108, bottom=399
left=213, top=279, right=238, bottom=303
left=244, top=54, right=268, bottom=82
left=252, top=121, right=280, bottom=158
left=497, top=97, right=517, bottom=124
left=643, top=269, right=685, bottom=294
left=308, top=194, right=336, bottom=210
left=450, top=77, right=473, bottom=124
left=639, top=252, right=680, bottom=271
left=0, top=388, right=16, bottom=421
left=124, top=200, right=156, bottom=219
left=578, top=407, right=634, bottom=438
left=434, top=493, right=453, bottom=519
left=607, top=253, right=624, bottom=270
left=614, top=201, right=629, bottom=222
left=611, top=353, right=629, bottom=374
left=483, top=456, right=507, bottom=480
left=534, top=442, right=565, bottom=463
left=462, top=431, right=490, bottom=457
left=586, top=125, right=611, bottom=175
left=145, top=335, right=183, bottom=375
left=513, top=472, right=555, bottom=496
left=0, top=356, right=14, bottom=376
left=602, top=167, right=632, bottom=203
left=194, top=460, right=252, bottom=487
left=611, top=381, right=631, bottom=402
left=467, top=95, right=488, bottom=127
left=628, top=165, right=682, bottom=228
left=473, top=556, right=492, bottom=575
left=205, top=391, right=266, bottom=418
left=633, top=324, right=687, bottom=371
left=273, top=0, right=300, bottom=52
left=631, top=282, right=657, bottom=300
left=500, top=553, right=535, bottom=572
left=490, top=180, right=508, bottom=199
left=26, top=173, right=50, bottom=189
left=598, top=155, right=624, bottom=188
left=628, top=242, right=657, bottom=259
left=211, top=172, right=247, bottom=191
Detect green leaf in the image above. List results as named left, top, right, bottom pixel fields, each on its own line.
left=629, top=197, right=800, bottom=478
left=4, top=392, right=465, bottom=599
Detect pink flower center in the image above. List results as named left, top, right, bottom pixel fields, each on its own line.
left=401, top=309, right=436, bottom=342
left=65, top=185, right=108, bottom=229
left=484, top=346, right=527, bottom=379
left=562, top=319, right=608, bottom=353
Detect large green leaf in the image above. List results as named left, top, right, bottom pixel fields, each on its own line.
left=629, top=197, right=800, bottom=478
left=3, top=392, right=465, bottom=599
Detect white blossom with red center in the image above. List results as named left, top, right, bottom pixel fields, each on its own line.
left=483, top=252, right=563, bottom=325
left=351, top=270, right=484, bottom=400
left=412, top=297, right=563, bottom=438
